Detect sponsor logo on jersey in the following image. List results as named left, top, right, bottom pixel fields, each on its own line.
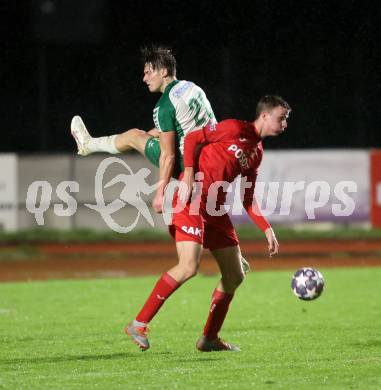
left=227, top=144, right=250, bottom=169
left=206, top=121, right=217, bottom=132
left=181, top=225, right=202, bottom=237
left=173, top=81, right=193, bottom=97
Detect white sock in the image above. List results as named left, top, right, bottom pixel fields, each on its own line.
left=133, top=319, right=148, bottom=327
left=88, top=134, right=120, bottom=154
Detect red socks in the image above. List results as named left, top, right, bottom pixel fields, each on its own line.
left=135, top=275, right=233, bottom=341
left=203, top=289, right=234, bottom=340
left=136, top=272, right=180, bottom=324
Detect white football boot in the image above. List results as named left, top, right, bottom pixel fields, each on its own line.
left=71, top=115, right=92, bottom=156
left=125, top=321, right=150, bottom=351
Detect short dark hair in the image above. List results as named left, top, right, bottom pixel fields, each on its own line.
left=255, top=95, right=291, bottom=119
left=141, top=45, right=177, bottom=77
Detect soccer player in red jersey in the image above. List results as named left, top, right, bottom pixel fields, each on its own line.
left=126, top=95, right=291, bottom=352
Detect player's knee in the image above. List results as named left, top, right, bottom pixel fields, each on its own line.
left=120, top=128, right=143, bottom=139
left=116, top=128, right=147, bottom=152
left=224, top=270, right=245, bottom=291
left=181, top=263, right=199, bottom=281
left=232, top=270, right=245, bottom=289
left=235, top=269, right=245, bottom=287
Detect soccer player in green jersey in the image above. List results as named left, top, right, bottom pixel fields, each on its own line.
left=71, top=46, right=216, bottom=213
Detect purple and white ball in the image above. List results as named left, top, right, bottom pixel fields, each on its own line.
left=291, top=268, right=324, bottom=300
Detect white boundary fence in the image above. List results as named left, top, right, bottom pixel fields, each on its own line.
left=0, top=150, right=375, bottom=231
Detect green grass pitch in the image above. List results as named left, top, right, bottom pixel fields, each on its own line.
left=0, top=268, right=380, bottom=389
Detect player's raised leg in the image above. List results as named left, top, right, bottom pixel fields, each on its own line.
left=114, top=128, right=157, bottom=154
left=196, top=245, right=244, bottom=352
left=71, top=115, right=152, bottom=156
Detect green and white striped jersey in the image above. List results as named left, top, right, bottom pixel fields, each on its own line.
left=153, top=80, right=216, bottom=158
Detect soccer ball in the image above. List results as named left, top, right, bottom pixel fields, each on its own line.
left=291, top=267, right=324, bottom=300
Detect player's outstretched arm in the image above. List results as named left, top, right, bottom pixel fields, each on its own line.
left=153, top=131, right=175, bottom=213
left=183, top=129, right=207, bottom=168
left=245, top=202, right=279, bottom=257
left=264, top=227, right=279, bottom=257
left=178, top=166, right=195, bottom=204
left=243, top=186, right=279, bottom=257
left=179, top=129, right=207, bottom=204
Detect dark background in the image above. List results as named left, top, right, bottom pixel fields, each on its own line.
left=1, top=0, right=380, bottom=153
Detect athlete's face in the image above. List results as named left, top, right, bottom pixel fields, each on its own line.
left=262, top=106, right=290, bottom=137
left=143, top=63, right=166, bottom=93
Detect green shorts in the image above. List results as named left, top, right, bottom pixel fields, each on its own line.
left=144, top=137, right=183, bottom=179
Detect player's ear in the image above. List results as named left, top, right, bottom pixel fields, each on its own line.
left=160, top=67, right=168, bottom=78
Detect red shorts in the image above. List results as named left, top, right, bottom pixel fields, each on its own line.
left=168, top=191, right=239, bottom=251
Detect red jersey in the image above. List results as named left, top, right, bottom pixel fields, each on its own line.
left=183, top=119, right=270, bottom=232
left=185, top=119, right=262, bottom=180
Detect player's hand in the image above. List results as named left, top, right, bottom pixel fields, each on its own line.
left=265, top=227, right=279, bottom=257
left=179, top=167, right=195, bottom=204
left=152, top=191, right=164, bottom=214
